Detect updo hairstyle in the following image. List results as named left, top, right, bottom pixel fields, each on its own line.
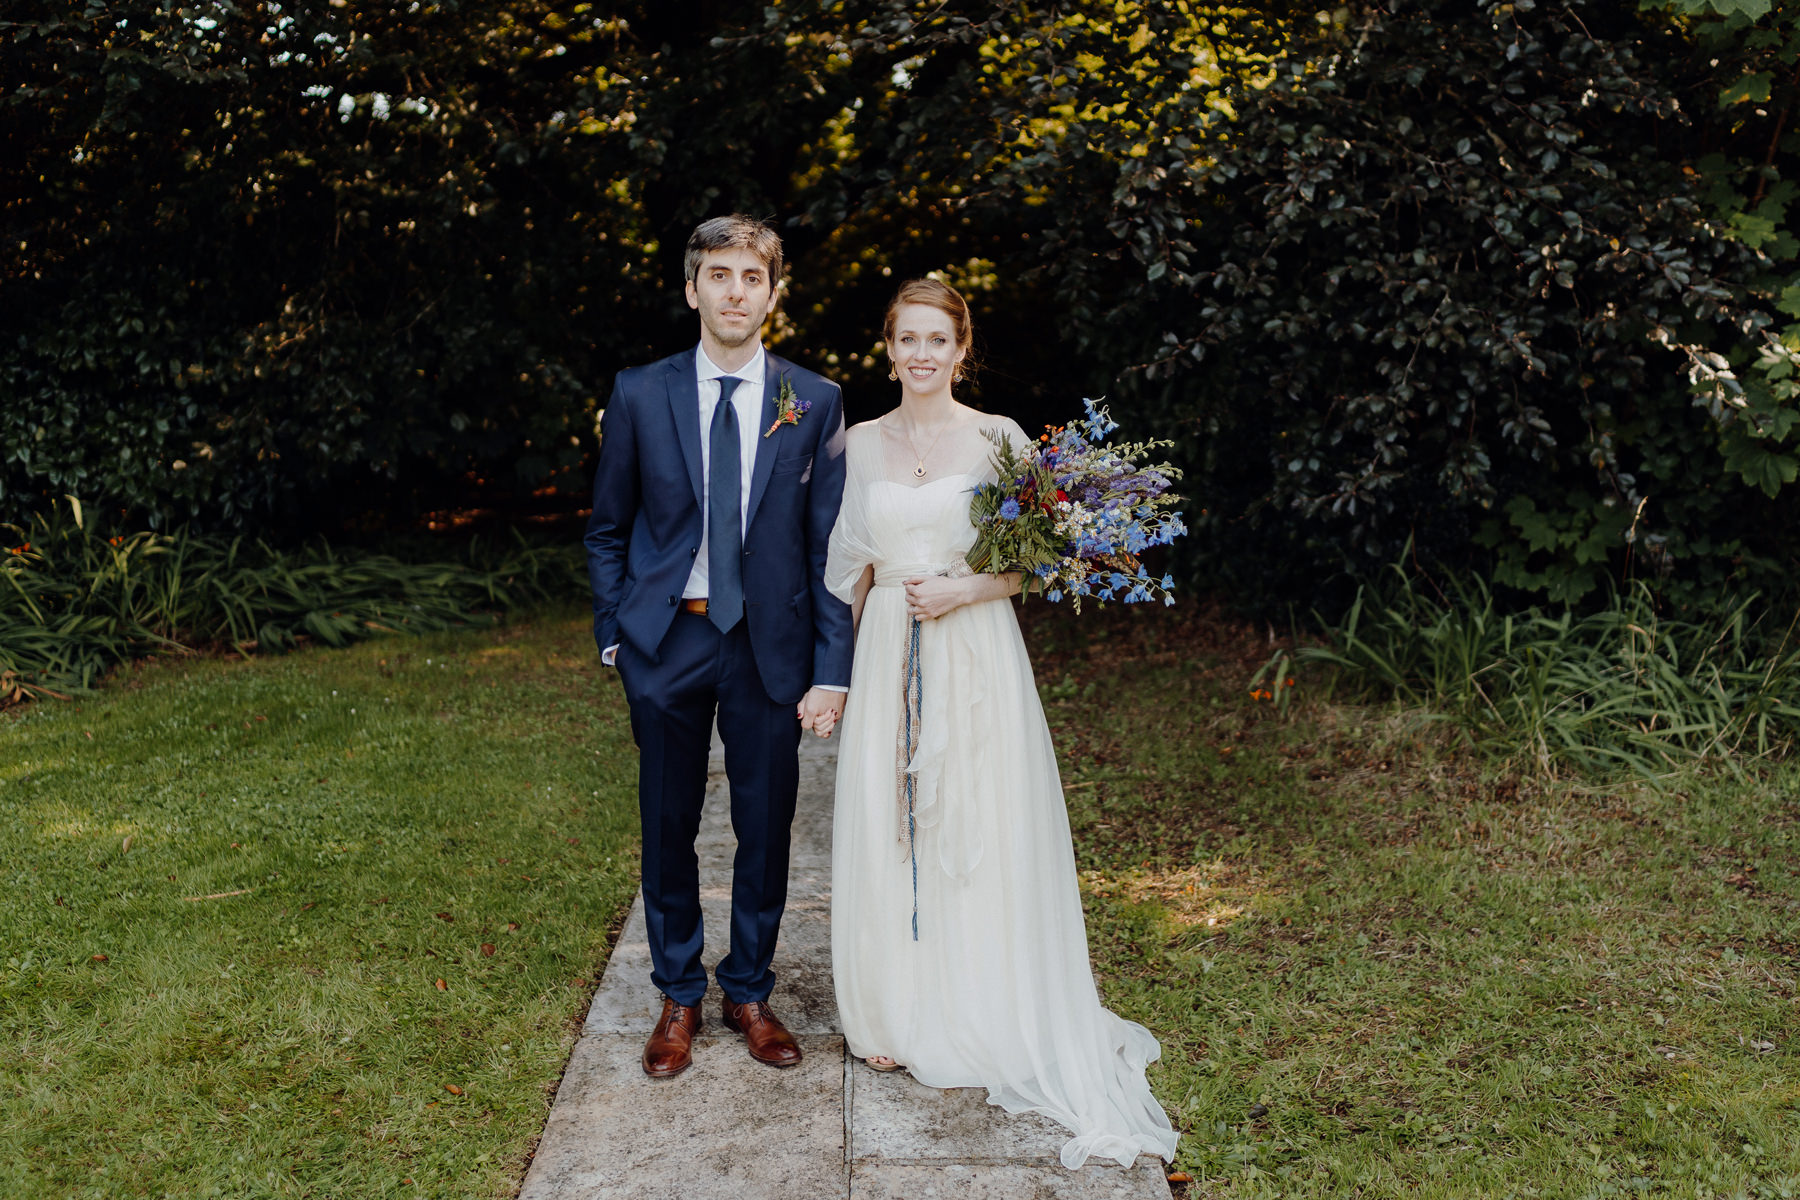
left=883, top=278, right=977, bottom=382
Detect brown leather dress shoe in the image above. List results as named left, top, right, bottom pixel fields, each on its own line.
left=642, top=996, right=703, bottom=1078
left=720, top=997, right=802, bottom=1067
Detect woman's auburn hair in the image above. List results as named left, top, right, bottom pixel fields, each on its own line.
left=883, top=278, right=974, bottom=353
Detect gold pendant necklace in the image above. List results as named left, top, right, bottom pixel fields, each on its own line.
left=893, top=415, right=953, bottom=478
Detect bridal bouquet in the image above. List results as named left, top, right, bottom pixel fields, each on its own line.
left=964, top=399, right=1185, bottom=607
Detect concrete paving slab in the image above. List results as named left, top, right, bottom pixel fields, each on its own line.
left=519, top=1033, right=847, bottom=1200
left=848, top=1066, right=1068, bottom=1164
left=849, top=1160, right=1173, bottom=1199
left=524, top=728, right=1171, bottom=1200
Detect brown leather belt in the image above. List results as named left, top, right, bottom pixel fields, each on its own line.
left=679, top=598, right=709, bottom=616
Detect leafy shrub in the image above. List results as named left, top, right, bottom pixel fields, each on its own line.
left=0, top=499, right=583, bottom=705
left=0, top=3, right=675, bottom=532
left=1665, top=0, right=1800, bottom=501
left=1017, top=0, right=1800, bottom=611
left=1304, top=564, right=1800, bottom=776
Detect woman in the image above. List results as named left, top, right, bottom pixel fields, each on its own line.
left=819, top=279, right=1178, bottom=1170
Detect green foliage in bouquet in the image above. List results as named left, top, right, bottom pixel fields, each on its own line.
left=966, top=402, right=1186, bottom=608
left=965, top=430, right=1063, bottom=588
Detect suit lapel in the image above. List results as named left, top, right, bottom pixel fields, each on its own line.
left=665, top=350, right=703, bottom=508
left=744, top=357, right=785, bottom=529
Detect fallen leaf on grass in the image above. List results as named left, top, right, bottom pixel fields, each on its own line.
left=434, top=979, right=447, bottom=991
left=183, top=888, right=254, bottom=902
left=443, top=1084, right=463, bottom=1096
left=436, top=912, right=454, bottom=922
left=121, top=836, right=132, bottom=853
left=1167, top=1173, right=1193, bottom=1184
left=92, top=953, right=108, bottom=962
left=481, top=944, right=495, bottom=957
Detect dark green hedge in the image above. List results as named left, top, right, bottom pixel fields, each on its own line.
left=2, top=2, right=689, bottom=532
left=993, top=0, right=1800, bottom=611
left=6, top=0, right=1796, bottom=614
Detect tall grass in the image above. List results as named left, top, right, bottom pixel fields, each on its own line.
left=1303, top=567, right=1800, bottom=777
left=0, top=498, right=585, bottom=704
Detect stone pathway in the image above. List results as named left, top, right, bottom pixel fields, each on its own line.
left=518, top=733, right=1173, bottom=1200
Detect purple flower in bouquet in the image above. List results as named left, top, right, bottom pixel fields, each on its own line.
left=964, top=399, right=1185, bottom=610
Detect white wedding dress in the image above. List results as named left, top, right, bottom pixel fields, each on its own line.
left=824, top=417, right=1178, bottom=1170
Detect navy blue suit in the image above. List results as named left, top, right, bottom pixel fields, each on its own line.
left=585, top=348, right=852, bottom=1005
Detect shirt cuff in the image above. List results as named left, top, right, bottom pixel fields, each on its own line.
left=814, top=684, right=848, bottom=693
left=602, top=644, right=619, bottom=666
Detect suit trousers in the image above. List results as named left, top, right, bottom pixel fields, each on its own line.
left=616, top=610, right=802, bottom=1006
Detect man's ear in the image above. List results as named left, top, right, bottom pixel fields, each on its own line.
left=684, top=278, right=699, bottom=310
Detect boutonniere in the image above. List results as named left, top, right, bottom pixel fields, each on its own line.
left=763, top=375, right=810, bottom=438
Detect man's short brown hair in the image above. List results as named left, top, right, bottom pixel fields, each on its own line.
left=683, top=214, right=782, bottom=296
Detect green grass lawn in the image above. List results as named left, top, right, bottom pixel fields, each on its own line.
left=1, top=606, right=639, bottom=1198
left=1026, top=604, right=1800, bottom=1199
left=6, top=602, right=1798, bottom=1199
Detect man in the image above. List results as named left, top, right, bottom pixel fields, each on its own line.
left=585, top=215, right=852, bottom=1078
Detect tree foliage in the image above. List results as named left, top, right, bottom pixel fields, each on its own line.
left=1665, top=0, right=1800, bottom=500
left=0, top=1, right=821, bottom=531
left=4, top=0, right=1796, bottom=613
left=992, top=0, right=1799, bottom=608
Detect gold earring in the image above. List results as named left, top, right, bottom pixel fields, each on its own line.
left=888, top=365, right=898, bottom=381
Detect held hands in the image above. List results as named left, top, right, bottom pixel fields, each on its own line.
left=797, top=686, right=847, bottom=739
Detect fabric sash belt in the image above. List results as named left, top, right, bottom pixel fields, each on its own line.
left=872, top=562, right=952, bottom=588
left=878, top=558, right=982, bottom=942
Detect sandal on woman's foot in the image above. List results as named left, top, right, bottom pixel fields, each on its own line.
left=864, top=1055, right=903, bottom=1073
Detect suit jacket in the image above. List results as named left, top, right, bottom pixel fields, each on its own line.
left=583, top=348, right=853, bottom=704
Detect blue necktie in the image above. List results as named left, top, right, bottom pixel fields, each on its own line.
left=707, top=377, right=745, bottom=633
